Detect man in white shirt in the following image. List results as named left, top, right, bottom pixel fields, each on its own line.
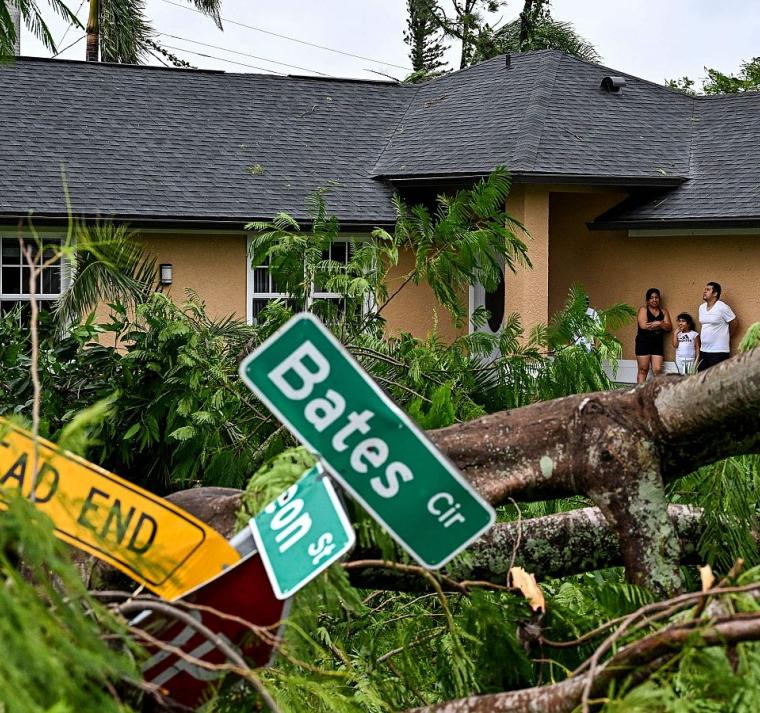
left=698, top=281, right=737, bottom=371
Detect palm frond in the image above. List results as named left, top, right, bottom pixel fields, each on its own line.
left=100, top=0, right=153, bottom=63
left=53, top=221, right=157, bottom=331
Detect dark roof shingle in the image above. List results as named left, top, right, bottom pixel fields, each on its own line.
left=2, top=51, right=759, bottom=228
left=0, top=58, right=412, bottom=225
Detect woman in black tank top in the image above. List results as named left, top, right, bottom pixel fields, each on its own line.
left=635, top=287, right=672, bottom=384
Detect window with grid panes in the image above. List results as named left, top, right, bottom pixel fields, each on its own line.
left=249, top=240, right=351, bottom=321
left=0, top=237, right=64, bottom=322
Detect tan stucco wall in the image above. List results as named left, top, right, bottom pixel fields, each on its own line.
left=138, top=233, right=248, bottom=320
left=137, top=234, right=464, bottom=341
left=506, top=185, right=551, bottom=333
left=381, top=246, right=463, bottom=341
left=549, top=191, right=760, bottom=359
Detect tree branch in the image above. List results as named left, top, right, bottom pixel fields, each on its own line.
left=406, top=609, right=760, bottom=713
left=345, top=505, right=705, bottom=591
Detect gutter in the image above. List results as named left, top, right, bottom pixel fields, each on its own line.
left=588, top=217, right=760, bottom=232
left=382, top=172, right=686, bottom=188
left=0, top=213, right=397, bottom=232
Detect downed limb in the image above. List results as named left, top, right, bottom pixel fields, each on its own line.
left=168, top=351, right=760, bottom=594
left=407, top=580, right=760, bottom=713
left=428, top=349, right=760, bottom=593
left=346, top=505, right=705, bottom=591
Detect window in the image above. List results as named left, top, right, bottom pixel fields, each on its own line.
left=0, top=237, right=64, bottom=322
left=247, top=240, right=352, bottom=323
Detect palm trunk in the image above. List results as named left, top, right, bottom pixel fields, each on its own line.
left=86, top=0, right=99, bottom=61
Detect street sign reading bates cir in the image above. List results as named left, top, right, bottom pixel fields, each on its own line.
left=239, top=313, right=495, bottom=569
left=250, top=464, right=355, bottom=599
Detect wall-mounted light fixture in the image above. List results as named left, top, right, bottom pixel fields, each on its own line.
left=160, top=263, right=173, bottom=285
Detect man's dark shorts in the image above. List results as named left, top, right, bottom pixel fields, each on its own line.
left=698, top=352, right=730, bottom=371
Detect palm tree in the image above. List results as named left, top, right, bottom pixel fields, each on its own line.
left=472, top=0, right=600, bottom=64
left=483, top=15, right=600, bottom=62
left=1, top=0, right=80, bottom=59
left=86, top=0, right=222, bottom=63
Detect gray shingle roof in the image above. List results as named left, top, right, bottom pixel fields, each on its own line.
left=592, top=91, right=760, bottom=227
left=1, top=51, right=759, bottom=228
left=0, top=58, right=412, bottom=226
left=373, top=51, right=694, bottom=182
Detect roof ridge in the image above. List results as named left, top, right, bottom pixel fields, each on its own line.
left=8, top=55, right=406, bottom=86
left=9, top=54, right=224, bottom=75
left=694, top=90, right=760, bottom=101
left=403, top=49, right=557, bottom=89
left=551, top=51, right=696, bottom=101
left=508, top=51, right=562, bottom=170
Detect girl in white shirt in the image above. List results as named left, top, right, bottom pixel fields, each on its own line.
left=672, top=312, right=700, bottom=375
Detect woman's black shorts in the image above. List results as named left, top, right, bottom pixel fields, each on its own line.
left=635, top=333, right=664, bottom=357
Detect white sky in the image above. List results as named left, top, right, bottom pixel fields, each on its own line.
left=19, top=0, right=760, bottom=86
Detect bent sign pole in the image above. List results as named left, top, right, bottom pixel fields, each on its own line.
left=0, top=418, right=240, bottom=600
left=239, top=313, right=495, bottom=569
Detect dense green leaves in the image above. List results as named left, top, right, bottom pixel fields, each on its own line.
left=0, top=494, right=138, bottom=713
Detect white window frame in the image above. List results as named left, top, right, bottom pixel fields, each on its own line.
left=0, top=233, right=70, bottom=320
left=245, top=236, right=357, bottom=324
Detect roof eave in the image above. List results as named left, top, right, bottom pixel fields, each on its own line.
left=380, top=171, right=686, bottom=188
left=588, top=217, right=760, bottom=231
left=0, top=212, right=397, bottom=232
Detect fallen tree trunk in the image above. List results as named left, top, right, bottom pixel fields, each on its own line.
left=169, top=351, right=760, bottom=594
left=346, top=505, right=706, bottom=591
left=427, top=349, right=760, bottom=593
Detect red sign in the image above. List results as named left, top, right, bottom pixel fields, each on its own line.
left=140, top=552, right=288, bottom=707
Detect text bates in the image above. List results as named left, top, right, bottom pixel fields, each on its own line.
left=239, top=313, right=495, bottom=569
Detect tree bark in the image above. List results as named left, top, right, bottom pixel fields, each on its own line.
left=169, top=351, right=760, bottom=594
left=86, top=0, right=99, bottom=62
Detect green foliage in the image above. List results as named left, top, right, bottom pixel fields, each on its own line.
left=53, top=220, right=157, bottom=331
left=666, top=57, right=760, bottom=95
left=393, top=167, right=530, bottom=327
left=474, top=6, right=600, bottom=63
left=739, top=322, right=760, bottom=352
left=665, top=75, right=697, bottom=95
left=0, top=292, right=282, bottom=491
left=0, top=0, right=80, bottom=59
left=0, top=494, right=138, bottom=713
left=703, top=56, right=760, bottom=94
left=404, top=0, right=448, bottom=77
left=670, top=455, right=760, bottom=572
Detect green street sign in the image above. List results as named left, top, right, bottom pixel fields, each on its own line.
left=239, top=313, right=495, bottom=569
left=249, top=464, right=355, bottom=600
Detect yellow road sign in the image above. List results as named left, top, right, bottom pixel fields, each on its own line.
left=0, top=419, right=240, bottom=600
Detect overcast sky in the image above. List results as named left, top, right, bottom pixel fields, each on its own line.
left=20, top=0, right=760, bottom=86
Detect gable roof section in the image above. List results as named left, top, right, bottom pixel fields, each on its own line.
left=0, top=58, right=412, bottom=226
left=592, top=91, right=760, bottom=228
left=373, top=50, right=693, bottom=184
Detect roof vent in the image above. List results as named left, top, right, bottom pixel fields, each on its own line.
left=505, top=53, right=511, bottom=70
left=600, top=76, right=626, bottom=93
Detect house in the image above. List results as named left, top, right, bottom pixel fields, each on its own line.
left=1, top=50, right=759, bottom=382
